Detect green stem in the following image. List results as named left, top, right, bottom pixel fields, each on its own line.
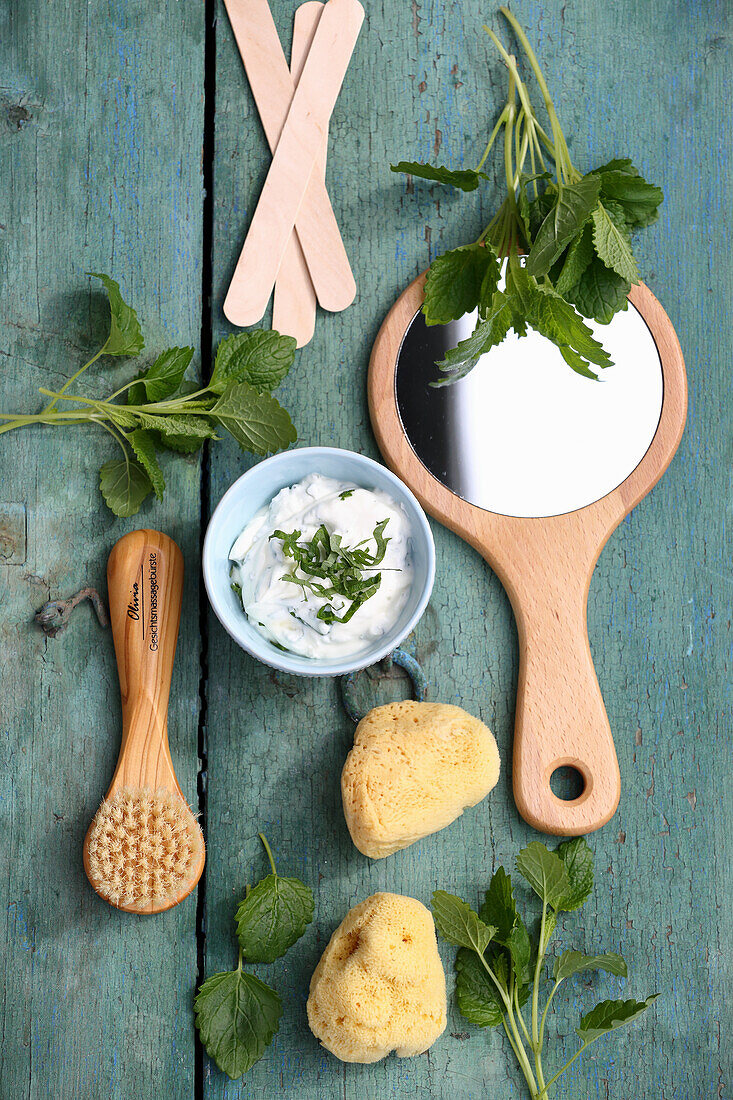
left=501, top=1017, right=523, bottom=1064
left=502, top=1019, right=538, bottom=1098
left=477, top=954, right=537, bottom=1095
left=513, top=107, right=525, bottom=178
left=535, top=1034, right=547, bottom=1095
left=498, top=7, right=574, bottom=183
left=484, top=28, right=537, bottom=142
left=502, top=69, right=518, bottom=201
left=538, top=979, right=562, bottom=1051
left=139, top=385, right=211, bottom=408
left=532, top=120, right=556, bottom=156
left=37, top=388, right=106, bottom=411
left=42, top=348, right=104, bottom=413
left=106, top=377, right=143, bottom=402
left=0, top=411, right=93, bottom=434
left=536, top=1038, right=599, bottom=1098
left=514, top=982, right=532, bottom=1046
left=530, top=902, right=552, bottom=1095
left=532, top=900, right=547, bottom=1048
left=506, top=977, right=538, bottom=1096
left=514, top=123, right=530, bottom=189
left=96, top=417, right=131, bottom=458
left=237, top=946, right=243, bottom=972
left=258, top=833, right=278, bottom=876
left=475, top=107, right=509, bottom=172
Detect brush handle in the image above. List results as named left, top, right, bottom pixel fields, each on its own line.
left=106, top=529, right=184, bottom=793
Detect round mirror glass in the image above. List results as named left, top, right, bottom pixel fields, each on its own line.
left=395, top=302, right=663, bottom=518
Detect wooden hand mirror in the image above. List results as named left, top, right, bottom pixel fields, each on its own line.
left=368, top=274, right=686, bottom=835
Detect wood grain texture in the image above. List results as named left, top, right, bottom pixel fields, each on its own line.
left=368, top=273, right=686, bottom=835
left=206, top=0, right=730, bottom=1097
left=0, top=0, right=730, bottom=1097
left=0, top=0, right=204, bottom=1095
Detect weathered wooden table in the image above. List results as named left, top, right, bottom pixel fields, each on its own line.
left=1, top=1, right=729, bottom=1096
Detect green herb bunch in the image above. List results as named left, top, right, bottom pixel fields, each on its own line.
left=392, top=7, right=663, bottom=384
left=0, top=273, right=297, bottom=516
left=432, top=838, right=657, bottom=1098
left=194, top=834, right=314, bottom=1080
left=271, top=516, right=392, bottom=625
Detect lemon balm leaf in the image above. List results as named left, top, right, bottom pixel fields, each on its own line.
left=98, top=456, right=152, bottom=517
left=454, top=947, right=505, bottom=1028
left=235, top=874, right=314, bottom=963
left=515, top=842, right=570, bottom=911
left=434, top=291, right=514, bottom=383
left=127, top=346, right=193, bottom=405
left=524, top=177, right=601, bottom=277
left=87, top=272, right=144, bottom=357
left=390, top=160, right=489, bottom=192
left=194, top=969, right=282, bottom=1080
left=576, top=995, right=659, bottom=1041
left=432, top=891, right=497, bottom=954
left=591, top=201, right=639, bottom=283
left=211, top=382, right=297, bottom=455
left=235, top=834, right=314, bottom=963
left=127, top=429, right=165, bottom=501
left=554, top=950, right=627, bottom=983
left=423, top=244, right=501, bottom=326
left=565, top=257, right=631, bottom=325
left=210, top=330, right=296, bottom=394
left=480, top=866, right=518, bottom=941
left=555, top=836, right=595, bottom=911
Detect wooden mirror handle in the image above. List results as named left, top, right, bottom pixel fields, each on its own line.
left=491, top=544, right=621, bottom=834
left=106, top=529, right=184, bottom=794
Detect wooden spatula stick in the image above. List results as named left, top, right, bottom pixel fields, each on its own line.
left=224, top=0, right=364, bottom=328
left=272, top=2, right=326, bottom=347
left=223, top=0, right=358, bottom=323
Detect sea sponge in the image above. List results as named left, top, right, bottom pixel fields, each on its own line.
left=341, top=701, right=501, bottom=859
left=307, top=892, right=446, bottom=1062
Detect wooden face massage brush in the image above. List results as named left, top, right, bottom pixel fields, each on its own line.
left=83, top=530, right=204, bottom=914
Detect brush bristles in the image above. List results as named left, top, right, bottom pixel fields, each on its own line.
left=86, top=787, right=204, bottom=909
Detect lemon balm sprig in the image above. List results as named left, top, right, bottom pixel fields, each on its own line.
left=0, top=273, right=298, bottom=516
left=391, top=7, right=663, bottom=384
left=432, top=838, right=658, bottom=1099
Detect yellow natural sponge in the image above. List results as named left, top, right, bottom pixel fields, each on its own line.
left=341, top=701, right=501, bottom=859
left=307, top=892, right=446, bottom=1063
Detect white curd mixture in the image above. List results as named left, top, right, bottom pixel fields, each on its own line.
left=229, top=473, right=414, bottom=660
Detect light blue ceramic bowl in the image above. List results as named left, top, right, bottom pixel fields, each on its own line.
left=202, top=447, right=436, bottom=677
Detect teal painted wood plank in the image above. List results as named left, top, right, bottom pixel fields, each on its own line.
left=0, top=0, right=729, bottom=1096
left=204, top=2, right=730, bottom=1099
left=0, top=0, right=204, bottom=1096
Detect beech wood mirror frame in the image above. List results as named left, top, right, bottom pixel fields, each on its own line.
left=368, top=272, right=687, bottom=835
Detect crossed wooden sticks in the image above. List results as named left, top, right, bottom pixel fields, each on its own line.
left=223, top=0, right=364, bottom=346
